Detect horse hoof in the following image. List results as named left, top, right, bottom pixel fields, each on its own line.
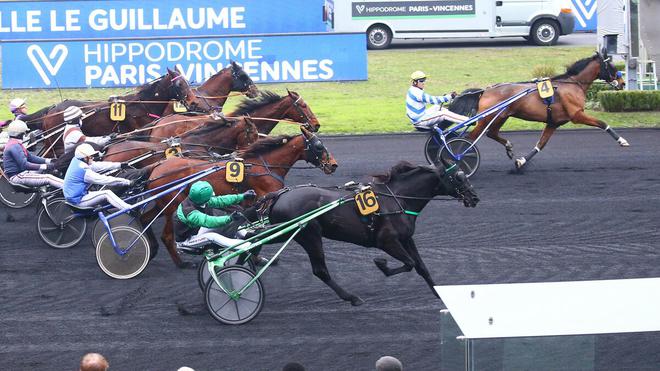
left=515, top=158, right=526, bottom=169
left=618, top=137, right=630, bottom=147
left=350, top=296, right=365, bottom=306
left=373, top=258, right=388, bottom=271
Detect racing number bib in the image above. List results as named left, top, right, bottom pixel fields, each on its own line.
left=355, top=190, right=379, bottom=216
left=165, top=146, right=182, bottom=158
left=225, top=161, right=244, bottom=183
left=536, top=79, right=554, bottom=99
left=109, top=102, right=126, bottom=121
left=173, top=101, right=187, bottom=113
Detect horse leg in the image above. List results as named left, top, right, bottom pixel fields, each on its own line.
left=139, top=206, right=160, bottom=260
left=515, top=124, right=557, bottom=169
left=486, top=117, right=515, bottom=159
left=161, top=215, right=191, bottom=269
left=296, top=224, right=364, bottom=306
left=373, top=237, right=415, bottom=277
left=571, top=110, right=629, bottom=147
left=403, top=238, right=440, bottom=298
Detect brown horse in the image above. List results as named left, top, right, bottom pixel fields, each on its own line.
left=450, top=50, right=627, bottom=169
left=102, top=115, right=259, bottom=166
left=41, top=69, right=200, bottom=156
left=161, top=62, right=259, bottom=115
left=140, top=127, right=338, bottom=267
left=149, top=90, right=320, bottom=141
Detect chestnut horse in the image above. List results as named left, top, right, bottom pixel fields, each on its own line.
left=161, top=62, right=259, bottom=115
left=450, top=50, right=628, bottom=169
left=102, top=115, right=259, bottom=167
left=41, top=69, right=200, bottom=156
left=140, top=127, right=338, bottom=267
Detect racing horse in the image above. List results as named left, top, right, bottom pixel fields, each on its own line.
left=148, top=90, right=320, bottom=140
left=260, top=160, right=478, bottom=305
left=41, top=68, right=200, bottom=156
left=140, top=126, right=338, bottom=267
left=161, top=61, right=259, bottom=115
left=450, top=49, right=628, bottom=169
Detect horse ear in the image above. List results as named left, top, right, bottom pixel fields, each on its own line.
left=287, top=89, right=294, bottom=98
left=600, top=46, right=609, bottom=59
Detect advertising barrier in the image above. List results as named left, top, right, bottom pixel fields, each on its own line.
left=2, top=33, right=367, bottom=88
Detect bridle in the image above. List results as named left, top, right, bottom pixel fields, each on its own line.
left=170, top=74, right=195, bottom=110
left=291, top=94, right=317, bottom=132
left=599, top=56, right=624, bottom=90
left=303, top=133, right=333, bottom=172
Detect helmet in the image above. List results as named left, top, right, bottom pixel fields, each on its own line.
left=7, top=120, right=29, bottom=137
left=9, top=98, right=26, bottom=113
left=189, top=181, right=214, bottom=205
left=410, top=71, right=427, bottom=81
left=63, top=106, right=83, bottom=123
left=74, top=143, right=98, bottom=159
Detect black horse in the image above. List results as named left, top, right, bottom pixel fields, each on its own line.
left=262, top=161, right=479, bottom=306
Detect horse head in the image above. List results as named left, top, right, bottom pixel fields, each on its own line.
left=596, top=48, right=625, bottom=90
left=230, top=61, right=259, bottom=98
left=300, top=126, right=337, bottom=174
left=285, top=89, right=321, bottom=132
left=166, top=67, right=207, bottom=110
left=438, top=157, right=479, bottom=207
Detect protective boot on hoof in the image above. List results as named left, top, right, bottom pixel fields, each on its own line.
left=505, top=142, right=515, bottom=159
left=350, top=295, right=365, bottom=306
left=515, top=157, right=527, bottom=169
left=618, top=137, right=630, bottom=147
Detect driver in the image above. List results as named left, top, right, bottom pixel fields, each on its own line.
left=61, top=106, right=114, bottom=154
left=9, top=98, right=29, bottom=121
left=174, top=181, right=256, bottom=252
left=406, top=71, right=468, bottom=131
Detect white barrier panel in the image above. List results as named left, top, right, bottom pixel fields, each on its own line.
left=434, top=277, right=660, bottom=339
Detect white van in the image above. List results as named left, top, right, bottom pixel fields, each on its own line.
left=323, top=0, right=576, bottom=49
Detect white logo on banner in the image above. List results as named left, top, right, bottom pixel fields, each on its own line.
left=355, top=4, right=365, bottom=14
left=572, top=0, right=597, bottom=28
left=27, top=44, right=68, bottom=85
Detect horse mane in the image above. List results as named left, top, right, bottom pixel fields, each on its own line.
left=237, top=134, right=296, bottom=158
left=552, top=54, right=599, bottom=80
left=372, top=161, right=434, bottom=183
left=181, top=117, right=234, bottom=138
left=134, top=74, right=168, bottom=100
left=231, top=91, right=282, bottom=116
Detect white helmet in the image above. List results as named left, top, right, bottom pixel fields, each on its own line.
left=63, top=106, right=83, bottom=123
left=74, top=143, right=98, bottom=160
left=7, top=120, right=29, bottom=137
left=9, top=98, right=26, bottom=113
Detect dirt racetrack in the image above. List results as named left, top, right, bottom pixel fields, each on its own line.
left=2, top=128, right=659, bottom=370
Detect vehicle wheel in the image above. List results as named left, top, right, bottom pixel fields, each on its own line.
left=424, top=132, right=457, bottom=166
left=205, top=266, right=265, bottom=325
left=91, top=214, right=140, bottom=248
left=96, top=225, right=150, bottom=279
left=530, top=19, right=559, bottom=46
left=37, top=198, right=87, bottom=249
left=438, top=138, right=481, bottom=178
left=198, top=254, right=257, bottom=292
left=0, top=176, right=37, bottom=209
left=366, top=24, right=392, bottom=49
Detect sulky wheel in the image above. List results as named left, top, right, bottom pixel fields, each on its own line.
left=424, top=132, right=457, bottom=166
left=37, top=198, right=87, bottom=249
left=96, top=225, right=150, bottom=279
left=438, top=138, right=481, bottom=178
left=0, top=176, right=37, bottom=209
left=197, top=254, right=256, bottom=292
left=91, top=213, right=141, bottom=248
left=205, top=266, right=265, bottom=325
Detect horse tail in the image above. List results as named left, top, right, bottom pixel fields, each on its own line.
left=448, top=88, right=484, bottom=117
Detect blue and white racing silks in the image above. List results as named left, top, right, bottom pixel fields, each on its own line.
left=405, top=86, right=452, bottom=124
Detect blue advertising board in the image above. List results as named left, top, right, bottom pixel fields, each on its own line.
left=572, top=0, right=597, bottom=32
left=2, top=33, right=367, bottom=88
left=0, top=0, right=325, bottom=41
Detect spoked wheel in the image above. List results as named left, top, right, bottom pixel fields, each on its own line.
left=96, top=225, right=150, bottom=279
left=91, top=214, right=141, bottom=248
left=424, top=132, right=457, bottom=166
left=198, top=254, right=257, bottom=292
left=438, top=138, right=481, bottom=178
left=205, top=266, right=265, bottom=325
left=0, top=176, right=37, bottom=209
left=37, top=198, right=87, bottom=249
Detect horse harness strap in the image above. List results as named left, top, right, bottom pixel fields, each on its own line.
left=247, top=155, right=286, bottom=186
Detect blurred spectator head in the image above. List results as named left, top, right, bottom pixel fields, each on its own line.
left=375, top=355, right=403, bottom=371
left=282, top=362, right=306, bottom=371
left=80, top=353, right=109, bottom=371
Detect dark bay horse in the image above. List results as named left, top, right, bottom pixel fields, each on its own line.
left=141, top=127, right=338, bottom=267
left=41, top=69, right=200, bottom=155
left=264, top=161, right=478, bottom=305
left=450, top=50, right=627, bottom=169
left=161, top=62, right=259, bottom=115
left=149, top=90, right=320, bottom=140
left=101, top=115, right=259, bottom=167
